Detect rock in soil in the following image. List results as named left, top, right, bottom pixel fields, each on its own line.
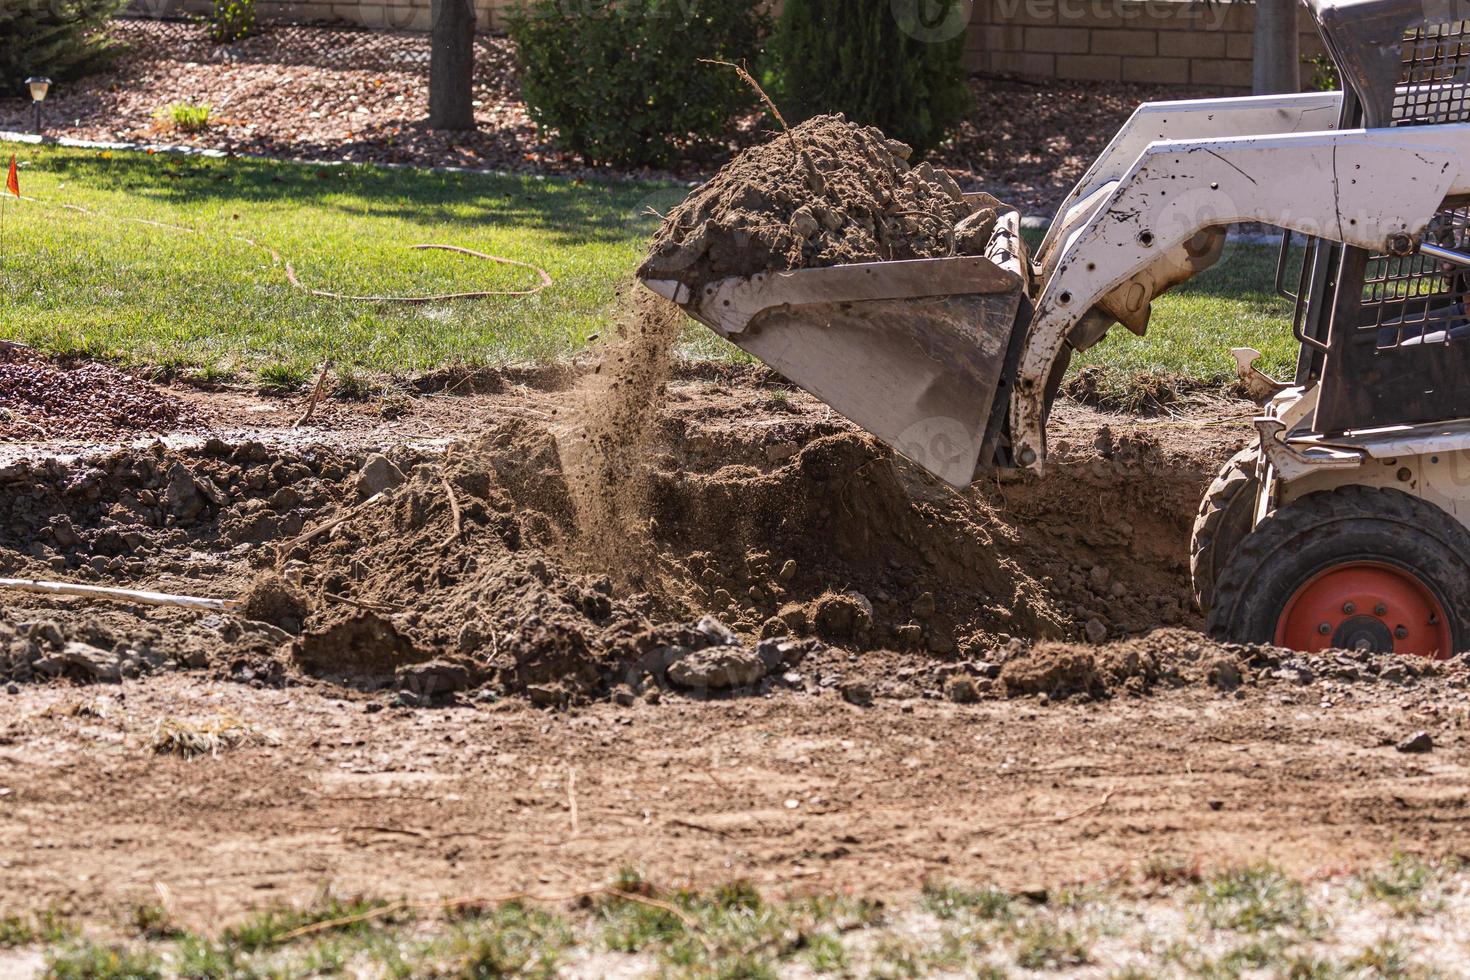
left=840, top=678, right=874, bottom=707
left=666, top=645, right=767, bottom=691
left=638, top=114, right=991, bottom=288
left=356, top=453, right=406, bottom=499
left=1397, top=731, right=1434, bottom=753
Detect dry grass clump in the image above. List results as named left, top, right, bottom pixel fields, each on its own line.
left=41, top=696, right=117, bottom=720
left=149, top=714, right=279, bottom=759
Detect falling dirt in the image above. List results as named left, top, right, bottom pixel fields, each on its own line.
left=553, top=290, right=685, bottom=582
left=638, top=114, right=995, bottom=288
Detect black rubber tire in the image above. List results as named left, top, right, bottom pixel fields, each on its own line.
left=1190, top=447, right=1260, bottom=613
left=1207, top=485, right=1470, bottom=654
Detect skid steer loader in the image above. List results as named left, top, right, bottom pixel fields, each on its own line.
left=643, top=0, right=1470, bottom=660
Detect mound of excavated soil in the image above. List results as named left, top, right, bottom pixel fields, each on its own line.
left=4, top=370, right=1323, bottom=707
left=0, top=376, right=1219, bottom=702
left=638, top=114, right=994, bottom=288
left=0, top=346, right=201, bottom=441
left=272, top=392, right=1224, bottom=704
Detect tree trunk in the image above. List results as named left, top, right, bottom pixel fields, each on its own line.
left=429, top=0, right=476, bottom=130
left=1253, top=0, right=1301, bottom=95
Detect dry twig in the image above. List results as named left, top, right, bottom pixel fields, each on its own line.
left=322, top=591, right=407, bottom=614
left=293, top=360, right=332, bottom=427
left=276, top=492, right=386, bottom=566
left=698, top=58, right=824, bottom=195
left=440, top=474, right=463, bottom=547
left=568, top=767, right=579, bottom=837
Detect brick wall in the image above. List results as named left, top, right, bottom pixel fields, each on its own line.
left=128, top=0, right=1324, bottom=90
left=964, top=0, right=1326, bottom=89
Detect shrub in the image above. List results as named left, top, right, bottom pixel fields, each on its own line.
left=209, top=0, right=257, bottom=43
left=154, top=101, right=212, bottom=132
left=0, top=0, right=128, bottom=96
left=770, top=0, right=972, bottom=157
left=507, top=0, right=769, bottom=168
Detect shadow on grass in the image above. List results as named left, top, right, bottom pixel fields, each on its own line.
left=32, top=148, right=676, bottom=247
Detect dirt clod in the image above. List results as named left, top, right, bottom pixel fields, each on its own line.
left=813, top=591, right=874, bottom=642
left=292, top=612, right=429, bottom=685
left=1002, top=635, right=1171, bottom=700
left=238, top=573, right=311, bottom=634
left=667, top=646, right=766, bottom=691
left=945, top=674, right=982, bottom=703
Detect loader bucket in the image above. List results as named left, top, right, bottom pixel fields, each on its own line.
left=641, top=213, right=1030, bottom=488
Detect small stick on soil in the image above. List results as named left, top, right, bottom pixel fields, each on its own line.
left=1021, top=787, right=1117, bottom=827
left=667, top=817, right=735, bottom=839
left=350, top=825, right=428, bottom=838
left=1046, top=786, right=1116, bottom=824
left=0, top=578, right=237, bottom=612
left=568, top=767, right=579, bottom=838
left=276, top=491, right=386, bottom=565
left=698, top=58, right=825, bottom=195
left=440, top=473, right=463, bottom=547
left=323, top=591, right=408, bottom=614
left=698, top=59, right=793, bottom=147
left=293, top=359, right=332, bottom=428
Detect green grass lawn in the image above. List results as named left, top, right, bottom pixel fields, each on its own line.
left=1070, top=236, right=1301, bottom=400
left=0, top=144, right=1299, bottom=389
left=0, top=144, right=683, bottom=385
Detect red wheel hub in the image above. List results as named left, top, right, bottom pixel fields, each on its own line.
left=1275, top=561, right=1452, bottom=659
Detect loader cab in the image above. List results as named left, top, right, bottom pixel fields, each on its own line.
left=1292, top=0, right=1470, bottom=433
left=1195, top=0, right=1470, bottom=660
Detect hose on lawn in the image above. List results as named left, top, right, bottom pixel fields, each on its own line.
left=16, top=194, right=554, bottom=303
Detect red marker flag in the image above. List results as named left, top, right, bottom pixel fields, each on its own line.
left=4, top=156, right=16, bottom=198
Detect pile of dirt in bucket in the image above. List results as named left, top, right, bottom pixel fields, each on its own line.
left=0, top=345, right=201, bottom=441
left=638, top=114, right=997, bottom=288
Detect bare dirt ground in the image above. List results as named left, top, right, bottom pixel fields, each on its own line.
left=3, top=364, right=1468, bottom=938
left=6, top=673, right=1467, bottom=931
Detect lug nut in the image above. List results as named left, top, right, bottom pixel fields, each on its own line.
left=1318, top=623, right=1332, bottom=635
left=1395, top=626, right=1409, bottom=640
left=1375, top=604, right=1387, bottom=616
left=1342, top=602, right=1356, bottom=615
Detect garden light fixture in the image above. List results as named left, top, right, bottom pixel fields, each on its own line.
left=25, top=77, right=51, bottom=135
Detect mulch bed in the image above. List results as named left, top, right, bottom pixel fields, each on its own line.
left=0, top=18, right=1226, bottom=214
left=0, top=344, right=201, bottom=441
